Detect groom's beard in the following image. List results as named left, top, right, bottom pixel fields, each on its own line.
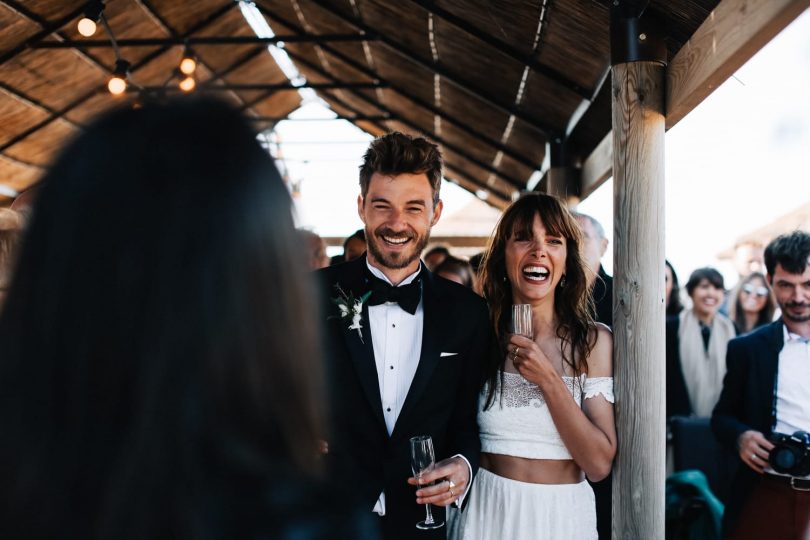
left=366, top=225, right=430, bottom=270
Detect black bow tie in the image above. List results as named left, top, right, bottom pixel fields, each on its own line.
left=365, top=272, right=422, bottom=315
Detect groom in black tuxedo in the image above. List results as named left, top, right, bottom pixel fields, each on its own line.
left=317, top=132, right=490, bottom=539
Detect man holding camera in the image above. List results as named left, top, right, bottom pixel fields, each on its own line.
left=712, top=231, right=810, bottom=539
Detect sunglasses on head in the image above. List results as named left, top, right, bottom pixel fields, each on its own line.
left=742, top=284, right=769, bottom=297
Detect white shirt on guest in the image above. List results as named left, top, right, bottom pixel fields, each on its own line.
left=774, top=326, right=810, bottom=436
left=366, top=260, right=471, bottom=515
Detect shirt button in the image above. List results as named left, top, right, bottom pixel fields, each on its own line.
left=390, top=366, right=394, bottom=370
left=386, top=407, right=391, bottom=412
left=392, top=324, right=396, bottom=328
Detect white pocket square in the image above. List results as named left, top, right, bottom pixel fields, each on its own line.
left=440, top=352, right=458, bottom=357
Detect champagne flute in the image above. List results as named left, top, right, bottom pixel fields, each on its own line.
left=510, top=304, right=533, bottom=339
left=410, top=435, right=444, bottom=530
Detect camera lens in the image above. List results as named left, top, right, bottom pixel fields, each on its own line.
left=771, top=446, right=798, bottom=472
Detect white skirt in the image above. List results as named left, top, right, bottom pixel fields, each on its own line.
left=447, top=468, right=597, bottom=540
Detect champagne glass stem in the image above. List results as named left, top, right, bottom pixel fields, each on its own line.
left=418, top=479, right=435, bottom=524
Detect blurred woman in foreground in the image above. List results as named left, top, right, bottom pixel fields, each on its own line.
left=0, top=98, right=374, bottom=539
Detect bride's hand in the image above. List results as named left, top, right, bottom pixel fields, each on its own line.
left=506, top=334, right=557, bottom=388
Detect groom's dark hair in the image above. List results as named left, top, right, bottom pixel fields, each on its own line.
left=359, top=132, right=443, bottom=205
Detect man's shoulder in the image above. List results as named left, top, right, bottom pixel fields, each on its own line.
left=728, top=320, right=781, bottom=352
left=428, top=273, right=488, bottom=312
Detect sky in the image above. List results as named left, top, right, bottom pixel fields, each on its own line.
left=275, top=9, right=810, bottom=274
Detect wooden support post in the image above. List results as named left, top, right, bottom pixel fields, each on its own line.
left=610, top=5, right=667, bottom=539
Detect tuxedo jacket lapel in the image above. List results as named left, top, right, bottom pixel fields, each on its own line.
left=392, top=269, right=441, bottom=439
left=335, top=259, right=386, bottom=431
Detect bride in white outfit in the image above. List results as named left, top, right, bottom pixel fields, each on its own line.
left=449, top=193, right=616, bottom=539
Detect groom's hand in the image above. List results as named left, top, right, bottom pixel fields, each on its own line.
left=407, top=456, right=470, bottom=507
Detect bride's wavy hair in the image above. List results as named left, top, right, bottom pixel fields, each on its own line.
left=479, top=193, right=596, bottom=408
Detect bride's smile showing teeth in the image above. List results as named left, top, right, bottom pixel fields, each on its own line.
left=522, top=265, right=550, bottom=281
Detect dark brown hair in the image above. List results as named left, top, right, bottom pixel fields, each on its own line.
left=359, top=132, right=442, bottom=204
left=0, top=98, right=324, bottom=538
left=479, top=193, right=596, bottom=407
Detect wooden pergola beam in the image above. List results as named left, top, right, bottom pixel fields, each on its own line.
left=580, top=132, right=613, bottom=198
left=575, top=0, right=808, bottom=203
left=30, top=34, right=376, bottom=48
left=666, top=0, right=810, bottom=129
left=306, top=0, right=559, bottom=137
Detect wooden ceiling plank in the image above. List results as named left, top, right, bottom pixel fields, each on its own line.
left=305, top=0, right=558, bottom=137
left=0, top=2, right=237, bottom=156
left=0, top=1, right=86, bottom=68
left=0, top=81, right=81, bottom=128
left=257, top=6, right=542, bottom=172
left=666, top=0, right=809, bottom=129
left=406, top=0, right=591, bottom=100
left=3, top=0, right=118, bottom=78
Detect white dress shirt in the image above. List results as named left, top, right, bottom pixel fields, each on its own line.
left=366, top=261, right=471, bottom=515
left=767, top=326, right=810, bottom=478
left=774, top=326, right=810, bottom=435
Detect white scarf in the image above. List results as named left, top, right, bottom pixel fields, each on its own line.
left=678, top=309, right=737, bottom=417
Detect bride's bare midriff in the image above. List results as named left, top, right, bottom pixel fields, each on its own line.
left=481, top=453, right=584, bottom=484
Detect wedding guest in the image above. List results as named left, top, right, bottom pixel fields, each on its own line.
left=423, top=244, right=450, bottom=271
left=449, top=193, right=615, bottom=539
left=343, top=228, right=366, bottom=262
left=301, top=229, right=330, bottom=270
left=435, top=256, right=474, bottom=289
left=666, top=260, right=684, bottom=316
left=572, top=211, right=612, bottom=327
left=666, top=267, right=737, bottom=419
left=727, top=272, right=776, bottom=334
left=712, top=231, right=810, bottom=539
left=317, top=132, right=490, bottom=539
left=0, top=98, right=376, bottom=540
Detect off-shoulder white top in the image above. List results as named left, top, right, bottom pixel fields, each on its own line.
left=479, top=371, right=614, bottom=460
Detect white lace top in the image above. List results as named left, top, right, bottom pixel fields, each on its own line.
left=479, top=371, right=614, bottom=460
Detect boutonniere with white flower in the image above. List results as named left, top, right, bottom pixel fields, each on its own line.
left=331, top=284, right=372, bottom=342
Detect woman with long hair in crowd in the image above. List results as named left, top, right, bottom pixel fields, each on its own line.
left=727, top=271, right=776, bottom=334
left=0, top=98, right=375, bottom=539
left=666, top=267, right=737, bottom=419
left=449, top=193, right=615, bottom=539
left=666, top=259, right=684, bottom=316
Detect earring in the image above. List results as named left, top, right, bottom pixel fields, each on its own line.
left=559, top=275, right=567, bottom=288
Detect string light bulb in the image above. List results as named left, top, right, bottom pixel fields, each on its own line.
left=108, top=59, right=130, bottom=96
left=179, top=49, right=197, bottom=76
left=77, top=0, right=104, bottom=37
left=179, top=76, right=196, bottom=92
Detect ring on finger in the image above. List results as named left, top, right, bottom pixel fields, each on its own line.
left=447, top=479, right=456, bottom=497
left=752, top=453, right=757, bottom=461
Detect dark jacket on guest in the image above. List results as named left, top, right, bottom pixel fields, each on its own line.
left=592, top=265, right=613, bottom=327
left=711, top=320, right=784, bottom=534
